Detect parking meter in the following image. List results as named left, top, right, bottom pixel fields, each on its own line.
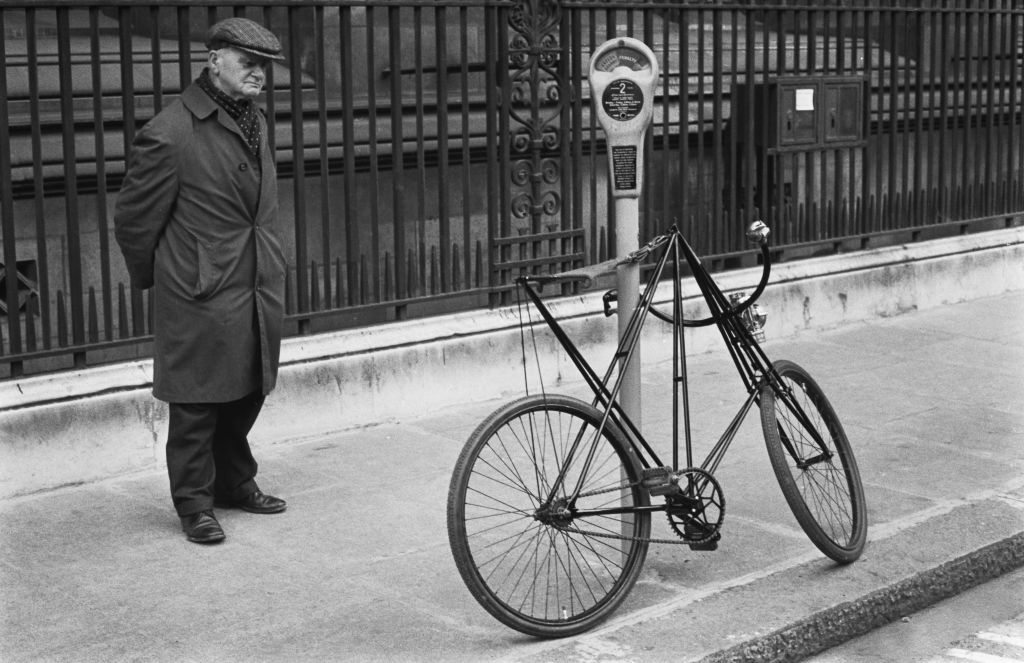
left=589, top=38, right=659, bottom=198
left=589, top=38, right=659, bottom=429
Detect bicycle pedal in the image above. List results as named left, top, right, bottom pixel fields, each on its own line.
left=641, top=466, right=671, bottom=484
left=684, top=526, right=720, bottom=551
left=687, top=537, right=719, bottom=552
left=649, top=483, right=682, bottom=497
left=641, top=466, right=681, bottom=496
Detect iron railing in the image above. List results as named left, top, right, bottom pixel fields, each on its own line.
left=1, top=0, right=1022, bottom=378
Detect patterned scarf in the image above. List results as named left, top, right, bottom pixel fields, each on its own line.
left=195, top=68, right=262, bottom=158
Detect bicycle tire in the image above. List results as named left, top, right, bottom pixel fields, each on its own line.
left=760, top=360, right=867, bottom=563
left=447, top=394, right=651, bottom=638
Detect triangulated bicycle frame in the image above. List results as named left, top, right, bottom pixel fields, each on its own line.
left=516, top=223, right=790, bottom=497
left=447, top=221, right=867, bottom=639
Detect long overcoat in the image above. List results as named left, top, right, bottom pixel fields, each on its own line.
left=114, top=83, right=286, bottom=404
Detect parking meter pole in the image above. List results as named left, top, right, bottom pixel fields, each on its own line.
left=588, top=37, right=659, bottom=432
left=615, top=199, right=641, bottom=431
left=589, top=38, right=658, bottom=549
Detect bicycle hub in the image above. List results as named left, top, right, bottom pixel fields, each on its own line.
left=534, top=499, right=574, bottom=527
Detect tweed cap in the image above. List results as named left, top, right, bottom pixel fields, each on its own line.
left=205, top=17, right=284, bottom=61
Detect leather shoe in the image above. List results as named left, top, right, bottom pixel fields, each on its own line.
left=218, top=490, right=286, bottom=514
left=181, top=510, right=225, bottom=544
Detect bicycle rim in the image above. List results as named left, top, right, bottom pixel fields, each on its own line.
left=447, top=394, right=650, bottom=638
left=761, top=360, right=867, bottom=563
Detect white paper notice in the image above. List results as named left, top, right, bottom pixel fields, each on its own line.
left=795, top=88, right=815, bottom=111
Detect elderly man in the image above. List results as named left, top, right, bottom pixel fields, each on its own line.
left=115, top=17, right=289, bottom=544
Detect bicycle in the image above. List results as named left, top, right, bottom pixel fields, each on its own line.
left=446, top=222, right=867, bottom=638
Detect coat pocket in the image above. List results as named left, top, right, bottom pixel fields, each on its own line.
left=192, top=239, right=217, bottom=300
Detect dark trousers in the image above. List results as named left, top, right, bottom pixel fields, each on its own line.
left=167, top=391, right=265, bottom=517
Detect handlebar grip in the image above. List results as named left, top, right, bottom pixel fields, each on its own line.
left=746, top=220, right=770, bottom=246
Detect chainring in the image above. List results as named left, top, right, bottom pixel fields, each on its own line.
left=665, top=468, right=725, bottom=544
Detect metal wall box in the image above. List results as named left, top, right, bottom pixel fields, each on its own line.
left=737, top=75, right=867, bottom=152
left=824, top=81, right=865, bottom=144
left=775, top=82, right=819, bottom=146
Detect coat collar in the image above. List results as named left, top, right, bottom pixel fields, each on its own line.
left=181, top=83, right=219, bottom=120
left=181, top=83, right=255, bottom=145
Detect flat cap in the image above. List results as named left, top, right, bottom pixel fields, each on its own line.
left=205, top=17, right=284, bottom=61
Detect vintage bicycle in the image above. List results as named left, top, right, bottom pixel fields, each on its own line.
left=446, top=222, right=867, bottom=638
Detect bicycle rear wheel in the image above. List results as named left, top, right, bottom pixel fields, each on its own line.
left=447, top=394, right=650, bottom=638
left=760, top=360, right=867, bottom=563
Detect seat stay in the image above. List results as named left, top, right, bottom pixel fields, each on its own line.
left=517, top=239, right=681, bottom=501
left=519, top=279, right=664, bottom=504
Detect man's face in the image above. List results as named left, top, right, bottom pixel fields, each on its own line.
left=209, top=47, right=269, bottom=100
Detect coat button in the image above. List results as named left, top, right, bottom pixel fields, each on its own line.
left=239, top=163, right=248, bottom=171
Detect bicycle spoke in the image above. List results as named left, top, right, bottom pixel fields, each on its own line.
left=762, top=361, right=866, bottom=562
left=449, top=395, right=650, bottom=636
left=777, top=426, right=853, bottom=541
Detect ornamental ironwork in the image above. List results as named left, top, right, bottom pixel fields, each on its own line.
left=506, top=0, right=565, bottom=235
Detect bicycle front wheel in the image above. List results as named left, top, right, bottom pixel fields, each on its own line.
left=447, top=394, right=650, bottom=638
left=760, top=360, right=867, bottom=563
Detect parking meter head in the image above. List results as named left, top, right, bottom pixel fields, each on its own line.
left=588, top=38, right=660, bottom=197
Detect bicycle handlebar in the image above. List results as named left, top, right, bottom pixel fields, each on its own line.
left=725, top=219, right=772, bottom=312
left=518, top=220, right=773, bottom=328
left=647, top=221, right=771, bottom=326
left=603, top=221, right=772, bottom=326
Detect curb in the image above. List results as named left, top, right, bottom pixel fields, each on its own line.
left=699, top=532, right=1024, bottom=663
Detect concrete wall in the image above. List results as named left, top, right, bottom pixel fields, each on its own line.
left=1, top=226, right=1022, bottom=499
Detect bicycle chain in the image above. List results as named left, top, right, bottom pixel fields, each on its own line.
left=548, top=480, right=719, bottom=546
left=555, top=523, right=703, bottom=546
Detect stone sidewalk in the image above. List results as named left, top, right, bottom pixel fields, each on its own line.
left=2, top=291, right=1022, bottom=662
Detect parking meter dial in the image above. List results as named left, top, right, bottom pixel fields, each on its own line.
left=588, top=38, right=659, bottom=198
left=593, top=46, right=652, bottom=73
